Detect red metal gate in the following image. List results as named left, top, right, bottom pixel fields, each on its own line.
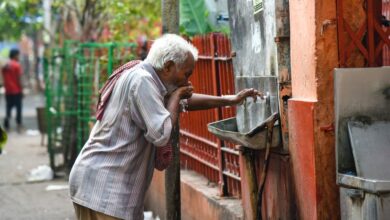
left=337, top=0, right=390, bottom=66
left=180, top=33, right=241, bottom=197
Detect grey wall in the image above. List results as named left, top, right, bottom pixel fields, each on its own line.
left=228, top=0, right=290, bottom=132
left=228, top=0, right=278, bottom=77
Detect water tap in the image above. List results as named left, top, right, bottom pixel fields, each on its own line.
left=261, top=92, right=270, bottom=101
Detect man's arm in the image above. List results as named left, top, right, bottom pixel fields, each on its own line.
left=186, top=88, right=262, bottom=111
left=130, top=78, right=191, bottom=146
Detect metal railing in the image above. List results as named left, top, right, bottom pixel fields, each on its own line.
left=44, top=41, right=138, bottom=174
left=76, top=42, right=137, bottom=152
left=44, top=40, right=79, bottom=174
left=180, top=33, right=241, bottom=197
left=337, top=0, right=390, bottom=67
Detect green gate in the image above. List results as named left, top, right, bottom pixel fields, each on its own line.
left=44, top=41, right=137, bottom=174
left=76, top=42, right=137, bottom=152
left=44, top=40, right=79, bottom=175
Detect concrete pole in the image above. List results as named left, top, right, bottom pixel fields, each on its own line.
left=43, top=0, right=52, bottom=44
left=161, top=1, right=180, bottom=220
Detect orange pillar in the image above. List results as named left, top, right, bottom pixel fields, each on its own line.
left=289, top=0, right=340, bottom=219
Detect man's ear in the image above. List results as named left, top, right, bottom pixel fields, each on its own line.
left=163, top=60, right=175, bottom=75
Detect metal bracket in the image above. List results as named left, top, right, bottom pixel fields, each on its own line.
left=346, top=188, right=365, bottom=199
left=274, top=36, right=290, bottom=43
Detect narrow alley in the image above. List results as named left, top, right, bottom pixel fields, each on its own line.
left=0, top=0, right=389, bottom=220
left=0, top=92, right=75, bottom=220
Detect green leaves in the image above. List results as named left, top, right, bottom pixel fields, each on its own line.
left=180, top=0, right=212, bottom=36
left=0, top=0, right=43, bottom=41
left=103, top=0, right=161, bottom=41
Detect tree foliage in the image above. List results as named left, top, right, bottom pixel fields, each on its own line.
left=180, top=0, right=212, bottom=36
left=104, top=0, right=161, bottom=41
left=50, top=0, right=161, bottom=42
left=45, top=0, right=108, bottom=42
left=0, top=0, right=43, bottom=41
left=180, top=0, right=230, bottom=36
left=0, top=0, right=162, bottom=42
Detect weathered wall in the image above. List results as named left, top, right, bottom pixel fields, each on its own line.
left=275, top=0, right=292, bottom=150
left=239, top=151, right=297, bottom=220
left=227, top=0, right=296, bottom=219
left=313, top=0, right=340, bottom=218
left=144, top=170, right=243, bottom=220
left=288, top=100, right=317, bottom=220
left=289, top=0, right=341, bottom=219
left=228, top=0, right=278, bottom=77
left=228, top=0, right=291, bottom=137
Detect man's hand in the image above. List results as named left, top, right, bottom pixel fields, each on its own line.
left=172, top=82, right=193, bottom=99
left=166, top=82, right=194, bottom=126
left=184, top=89, right=264, bottom=111
left=229, top=88, right=263, bottom=105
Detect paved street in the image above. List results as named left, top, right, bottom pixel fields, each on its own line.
left=0, top=92, right=75, bottom=220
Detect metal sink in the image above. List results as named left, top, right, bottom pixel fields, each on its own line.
left=335, top=67, right=390, bottom=220
left=236, top=76, right=278, bottom=133
left=207, top=115, right=281, bottom=150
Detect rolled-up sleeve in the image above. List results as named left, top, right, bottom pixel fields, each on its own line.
left=130, top=76, right=172, bottom=146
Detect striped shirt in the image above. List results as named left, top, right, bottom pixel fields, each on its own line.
left=69, top=62, right=172, bottom=219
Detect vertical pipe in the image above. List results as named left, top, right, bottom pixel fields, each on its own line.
left=242, top=148, right=258, bottom=219
left=76, top=46, right=83, bottom=153
left=210, top=33, right=227, bottom=196
left=44, top=56, right=55, bottom=170
left=162, top=0, right=180, bottom=219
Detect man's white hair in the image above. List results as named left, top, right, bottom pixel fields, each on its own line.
left=145, top=34, right=198, bottom=70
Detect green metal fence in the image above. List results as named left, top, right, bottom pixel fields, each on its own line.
left=44, top=41, right=137, bottom=174
left=76, top=42, right=137, bottom=152
left=44, top=41, right=78, bottom=174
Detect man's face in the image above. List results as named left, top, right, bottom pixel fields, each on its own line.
left=166, top=53, right=195, bottom=89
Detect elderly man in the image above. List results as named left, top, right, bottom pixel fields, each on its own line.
left=69, top=34, right=260, bottom=220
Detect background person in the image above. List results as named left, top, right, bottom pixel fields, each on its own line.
left=2, top=48, right=23, bottom=133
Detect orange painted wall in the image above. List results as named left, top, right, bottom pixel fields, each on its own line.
left=288, top=100, right=317, bottom=220
left=289, top=0, right=340, bottom=219
left=290, top=0, right=317, bottom=100
left=145, top=170, right=243, bottom=220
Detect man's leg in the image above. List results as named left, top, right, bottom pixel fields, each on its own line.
left=73, top=203, right=122, bottom=220
left=15, top=94, right=22, bottom=130
left=73, top=203, right=91, bottom=220
left=4, top=95, right=12, bottom=130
